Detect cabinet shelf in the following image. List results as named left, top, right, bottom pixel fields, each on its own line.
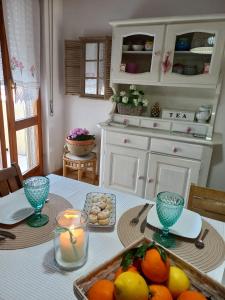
left=122, top=50, right=211, bottom=55
left=175, top=51, right=211, bottom=55
left=122, top=50, right=153, bottom=54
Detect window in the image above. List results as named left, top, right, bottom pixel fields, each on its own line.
left=64, top=36, right=112, bottom=100
left=0, top=0, right=43, bottom=176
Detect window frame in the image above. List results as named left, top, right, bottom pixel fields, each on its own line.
left=80, top=36, right=110, bottom=99
left=0, top=0, right=43, bottom=176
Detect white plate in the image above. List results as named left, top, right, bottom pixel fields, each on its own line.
left=147, top=204, right=202, bottom=239
left=0, top=189, right=34, bottom=225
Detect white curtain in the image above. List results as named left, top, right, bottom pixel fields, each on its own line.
left=1, top=0, right=40, bottom=103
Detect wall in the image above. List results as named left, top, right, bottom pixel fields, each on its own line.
left=41, top=0, right=65, bottom=174
left=62, top=0, right=225, bottom=189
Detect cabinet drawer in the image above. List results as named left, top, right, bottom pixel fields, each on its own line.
left=106, top=132, right=149, bottom=150
left=171, top=122, right=208, bottom=136
left=150, top=138, right=203, bottom=160
left=112, top=114, right=140, bottom=126
left=140, top=119, right=171, bottom=131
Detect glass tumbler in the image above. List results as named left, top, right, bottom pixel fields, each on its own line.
left=54, top=209, right=89, bottom=271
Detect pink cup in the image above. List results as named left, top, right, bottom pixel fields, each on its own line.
left=126, top=63, right=138, bottom=73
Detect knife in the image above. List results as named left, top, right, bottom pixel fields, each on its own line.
left=140, top=204, right=154, bottom=233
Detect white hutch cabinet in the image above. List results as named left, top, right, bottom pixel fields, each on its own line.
left=99, top=125, right=215, bottom=205
left=99, top=15, right=225, bottom=203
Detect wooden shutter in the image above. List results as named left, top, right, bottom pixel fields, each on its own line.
left=104, top=37, right=113, bottom=100
left=64, top=40, right=81, bottom=95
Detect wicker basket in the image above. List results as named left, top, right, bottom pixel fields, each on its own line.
left=74, top=237, right=225, bottom=300
left=117, top=103, right=144, bottom=116
left=66, top=138, right=95, bottom=157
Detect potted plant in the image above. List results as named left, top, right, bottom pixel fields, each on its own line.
left=111, top=84, right=149, bottom=116
left=66, top=128, right=95, bottom=157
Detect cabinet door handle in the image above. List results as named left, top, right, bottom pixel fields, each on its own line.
left=186, top=127, right=192, bottom=133
left=123, top=138, right=129, bottom=144
left=123, top=119, right=129, bottom=126
left=173, top=147, right=178, bottom=153
left=148, top=178, right=154, bottom=183
left=138, top=176, right=145, bottom=180
left=153, top=122, right=158, bottom=128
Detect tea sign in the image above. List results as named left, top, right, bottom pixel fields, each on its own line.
left=162, top=109, right=195, bottom=122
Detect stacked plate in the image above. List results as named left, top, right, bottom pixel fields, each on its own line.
left=147, top=204, right=202, bottom=239
left=0, top=189, right=33, bottom=225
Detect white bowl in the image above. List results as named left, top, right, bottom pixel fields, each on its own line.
left=132, top=44, right=144, bottom=51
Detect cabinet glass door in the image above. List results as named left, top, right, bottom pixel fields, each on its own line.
left=161, top=22, right=225, bottom=85
left=111, top=25, right=165, bottom=85
left=121, top=34, right=154, bottom=74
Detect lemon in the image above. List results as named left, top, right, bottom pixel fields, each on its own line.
left=114, top=271, right=149, bottom=300
left=167, top=266, right=190, bottom=298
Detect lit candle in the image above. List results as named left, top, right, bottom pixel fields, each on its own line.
left=54, top=209, right=88, bottom=270
left=59, top=227, right=85, bottom=262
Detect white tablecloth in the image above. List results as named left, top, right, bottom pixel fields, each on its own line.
left=0, top=174, right=224, bottom=300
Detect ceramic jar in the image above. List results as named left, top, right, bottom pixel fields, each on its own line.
left=195, top=105, right=211, bottom=123
left=175, top=37, right=190, bottom=51
left=145, top=40, right=153, bottom=51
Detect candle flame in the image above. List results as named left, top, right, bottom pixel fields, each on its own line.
left=64, top=214, right=80, bottom=219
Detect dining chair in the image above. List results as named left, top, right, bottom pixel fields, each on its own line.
left=0, top=162, right=23, bottom=197
left=187, top=184, right=225, bottom=222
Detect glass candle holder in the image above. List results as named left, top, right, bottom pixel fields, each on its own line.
left=54, top=209, right=89, bottom=271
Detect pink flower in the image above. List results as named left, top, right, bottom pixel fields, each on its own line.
left=19, top=62, right=24, bottom=69
left=67, top=128, right=93, bottom=141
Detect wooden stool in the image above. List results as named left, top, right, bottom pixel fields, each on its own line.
left=63, top=152, right=97, bottom=184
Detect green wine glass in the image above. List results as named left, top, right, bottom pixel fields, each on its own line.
left=24, top=176, right=49, bottom=227
left=153, top=191, right=184, bottom=248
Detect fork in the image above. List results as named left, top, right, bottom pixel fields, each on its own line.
left=130, top=203, right=149, bottom=226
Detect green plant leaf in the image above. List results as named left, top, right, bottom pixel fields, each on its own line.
left=135, top=243, right=149, bottom=258
left=121, top=252, right=133, bottom=270
left=121, top=248, right=137, bottom=270
left=157, top=246, right=167, bottom=263
left=148, top=241, right=156, bottom=249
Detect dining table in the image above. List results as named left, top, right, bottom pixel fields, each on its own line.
left=0, top=174, right=224, bottom=300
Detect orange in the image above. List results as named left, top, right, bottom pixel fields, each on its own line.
left=149, top=284, right=173, bottom=300
left=177, top=290, right=207, bottom=300
left=141, top=248, right=170, bottom=283
left=114, top=265, right=138, bottom=280
left=87, top=279, right=114, bottom=300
